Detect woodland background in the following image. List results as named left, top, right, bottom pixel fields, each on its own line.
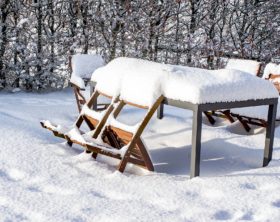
left=0, top=0, right=279, bottom=91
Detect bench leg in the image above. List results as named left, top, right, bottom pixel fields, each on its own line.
left=190, top=107, right=202, bottom=178
left=263, top=103, right=277, bottom=166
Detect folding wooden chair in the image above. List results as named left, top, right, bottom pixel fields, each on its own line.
left=204, top=58, right=262, bottom=125
left=65, top=95, right=164, bottom=172
left=229, top=65, right=280, bottom=132
left=69, top=54, right=105, bottom=112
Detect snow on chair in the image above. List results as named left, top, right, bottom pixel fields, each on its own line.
left=224, top=58, right=262, bottom=76
left=263, top=63, right=280, bottom=93
left=69, top=54, right=104, bottom=112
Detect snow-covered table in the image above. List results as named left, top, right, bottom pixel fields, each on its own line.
left=89, top=58, right=279, bottom=178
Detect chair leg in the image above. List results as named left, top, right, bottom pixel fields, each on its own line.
left=203, top=111, right=215, bottom=125
left=117, top=139, right=154, bottom=172
left=92, top=152, right=98, bottom=159
left=222, top=110, right=235, bottom=123
left=118, top=153, right=130, bottom=173
left=135, top=138, right=154, bottom=171
left=236, top=115, right=251, bottom=132
left=67, top=141, right=73, bottom=147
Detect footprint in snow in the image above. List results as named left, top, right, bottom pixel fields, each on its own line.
left=272, top=200, right=280, bottom=208
left=240, top=211, right=254, bottom=220
left=27, top=186, right=41, bottom=193
left=214, top=210, right=232, bottom=220
left=81, top=207, right=94, bottom=214
left=89, top=190, right=106, bottom=199
left=240, top=183, right=256, bottom=190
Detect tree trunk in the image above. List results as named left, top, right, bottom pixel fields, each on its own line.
left=0, top=0, right=10, bottom=88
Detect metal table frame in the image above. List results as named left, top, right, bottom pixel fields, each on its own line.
left=90, top=81, right=278, bottom=178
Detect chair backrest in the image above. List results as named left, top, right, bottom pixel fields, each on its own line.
left=225, top=58, right=261, bottom=76
left=70, top=54, right=105, bottom=89
left=263, top=63, right=280, bottom=79
left=103, top=95, right=164, bottom=150
left=263, top=63, right=280, bottom=94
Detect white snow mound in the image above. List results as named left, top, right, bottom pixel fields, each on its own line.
left=225, top=58, right=261, bottom=76
left=263, top=63, right=280, bottom=79
left=92, top=57, right=278, bottom=105
left=70, top=54, right=104, bottom=89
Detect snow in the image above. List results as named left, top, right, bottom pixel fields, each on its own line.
left=91, top=58, right=128, bottom=98
left=41, top=120, right=70, bottom=134
left=81, top=104, right=106, bottom=121
left=92, top=58, right=278, bottom=105
left=70, top=54, right=105, bottom=89
left=164, top=66, right=278, bottom=104
left=230, top=63, right=280, bottom=119
left=119, top=58, right=167, bottom=107
left=67, top=127, right=86, bottom=145
left=1, top=89, right=280, bottom=221
left=225, top=58, right=261, bottom=76
left=66, top=125, right=127, bottom=157
left=11, top=88, right=21, bottom=93
left=108, top=116, right=140, bottom=134
left=17, top=18, right=29, bottom=28
left=263, top=63, right=280, bottom=79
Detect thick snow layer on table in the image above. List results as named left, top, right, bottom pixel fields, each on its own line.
left=1, top=90, right=280, bottom=221
left=164, top=66, right=278, bottom=104
left=225, top=58, right=260, bottom=76
left=231, top=98, right=280, bottom=120
left=70, top=54, right=104, bottom=89
left=91, top=57, right=278, bottom=105
left=92, top=57, right=169, bottom=105
left=91, top=58, right=129, bottom=97
left=119, top=58, right=168, bottom=107
left=263, top=63, right=280, bottom=79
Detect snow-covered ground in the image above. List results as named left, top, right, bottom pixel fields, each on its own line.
left=1, top=88, right=280, bottom=222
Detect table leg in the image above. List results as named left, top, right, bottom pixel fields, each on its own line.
left=263, top=102, right=277, bottom=166
left=190, top=107, right=202, bottom=178
left=157, top=103, right=164, bottom=119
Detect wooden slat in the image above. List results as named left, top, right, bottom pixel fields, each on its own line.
left=123, top=100, right=149, bottom=109
left=83, top=115, right=99, bottom=128
left=108, top=126, right=133, bottom=144
left=97, top=90, right=113, bottom=99
left=86, top=144, right=122, bottom=159
left=127, top=157, right=146, bottom=167
left=117, top=96, right=163, bottom=172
